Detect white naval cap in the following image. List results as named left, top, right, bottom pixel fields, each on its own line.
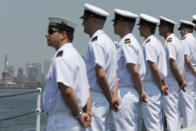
left=112, top=8, right=138, bottom=22
left=178, top=19, right=195, bottom=30
left=160, top=16, right=177, bottom=25
left=192, top=15, right=196, bottom=24
left=138, top=13, right=159, bottom=25
left=80, top=3, right=109, bottom=20
left=48, top=16, right=77, bottom=33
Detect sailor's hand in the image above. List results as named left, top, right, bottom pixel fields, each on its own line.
left=180, top=80, right=186, bottom=92
left=85, top=112, right=92, bottom=123
left=78, top=113, right=91, bottom=127
left=140, top=91, right=147, bottom=104
left=161, top=85, right=169, bottom=96
left=111, top=94, right=120, bottom=112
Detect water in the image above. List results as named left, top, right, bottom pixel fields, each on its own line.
left=0, top=88, right=47, bottom=131
left=0, top=88, right=145, bottom=131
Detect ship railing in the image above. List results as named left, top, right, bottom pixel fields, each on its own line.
left=0, top=88, right=42, bottom=131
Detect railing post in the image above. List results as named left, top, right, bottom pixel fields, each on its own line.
left=35, top=88, right=42, bottom=131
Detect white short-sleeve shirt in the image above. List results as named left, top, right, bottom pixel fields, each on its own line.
left=85, top=30, right=117, bottom=92
left=182, top=33, right=196, bottom=71
left=43, top=43, right=89, bottom=112
left=165, top=34, right=184, bottom=83
left=117, top=33, right=146, bottom=88
left=142, top=35, right=167, bottom=81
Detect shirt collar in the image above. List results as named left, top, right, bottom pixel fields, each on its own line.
left=91, top=29, right=104, bottom=40
left=166, top=33, right=174, bottom=40
left=146, top=34, right=154, bottom=41
left=57, top=42, right=73, bottom=52
left=185, top=33, right=193, bottom=37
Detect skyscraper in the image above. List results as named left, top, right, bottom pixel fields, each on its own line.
left=8, top=65, right=14, bottom=80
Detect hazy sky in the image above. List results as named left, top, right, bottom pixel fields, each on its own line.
left=0, top=0, right=196, bottom=77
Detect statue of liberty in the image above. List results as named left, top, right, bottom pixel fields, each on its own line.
left=3, top=55, right=9, bottom=73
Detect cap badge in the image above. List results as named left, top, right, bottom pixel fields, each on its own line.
left=49, top=23, right=58, bottom=26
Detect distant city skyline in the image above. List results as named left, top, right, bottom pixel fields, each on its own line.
left=0, top=54, right=47, bottom=79
left=0, top=56, right=50, bottom=83
left=1, top=0, right=196, bottom=77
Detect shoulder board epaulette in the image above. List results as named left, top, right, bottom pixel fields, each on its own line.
left=91, top=36, right=98, bottom=42
left=125, top=39, right=131, bottom=44
left=146, top=39, right=150, bottom=43
left=167, top=38, right=172, bottom=42
left=56, top=51, right=63, bottom=57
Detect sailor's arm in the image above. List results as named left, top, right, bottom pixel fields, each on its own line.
left=185, top=55, right=196, bottom=78
left=169, top=59, right=186, bottom=91
left=58, top=82, right=90, bottom=127
left=127, top=63, right=147, bottom=104
left=111, top=74, right=120, bottom=112
left=147, top=61, right=168, bottom=95
left=95, top=64, right=112, bottom=106
left=83, top=88, right=92, bottom=116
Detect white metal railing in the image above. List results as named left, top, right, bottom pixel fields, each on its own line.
left=35, top=88, right=42, bottom=131
left=0, top=87, right=42, bottom=131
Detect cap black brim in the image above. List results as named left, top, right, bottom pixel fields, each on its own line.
left=80, top=16, right=85, bottom=19
left=111, top=18, right=115, bottom=22
left=137, top=23, right=141, bottom=25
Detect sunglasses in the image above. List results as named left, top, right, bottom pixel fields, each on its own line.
left=48, top=28, right=59, bottom=35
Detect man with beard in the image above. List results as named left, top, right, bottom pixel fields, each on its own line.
left=43, top=16, right=91, bottom=131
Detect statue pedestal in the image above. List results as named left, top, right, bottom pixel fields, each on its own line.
left=2, top=72, right=11, bottom=80
left=0, top=72, right=18, bottom=88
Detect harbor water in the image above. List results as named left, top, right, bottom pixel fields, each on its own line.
left=0, top=88, right=47, bottom=131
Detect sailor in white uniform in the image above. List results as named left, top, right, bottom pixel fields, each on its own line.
left=192, top=15, right=196, bottom=126
left=111, top=8, right=147, bottom=131
left=43, top=16, right=91, bottom=131
left=138, top=14, right=168, bottom=131
left=178, top=20, right=196, bottom=128
left=80, top=3, right=118, bottom=131
left=159, top=16, right=186, bottom=131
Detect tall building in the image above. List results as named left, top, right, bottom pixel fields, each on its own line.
left=8, top=65, right=14, bottom=80
left=25, top=62, right=30, bottom=77
left=32, top=63, right=41, bottom=76
left=27, top=65, right=39, bottom=83
left=14, top=67, right=27, bottom=83
left=44, top=57, right=50, bottom=81
left=26, top=63, right=42, bottom=83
